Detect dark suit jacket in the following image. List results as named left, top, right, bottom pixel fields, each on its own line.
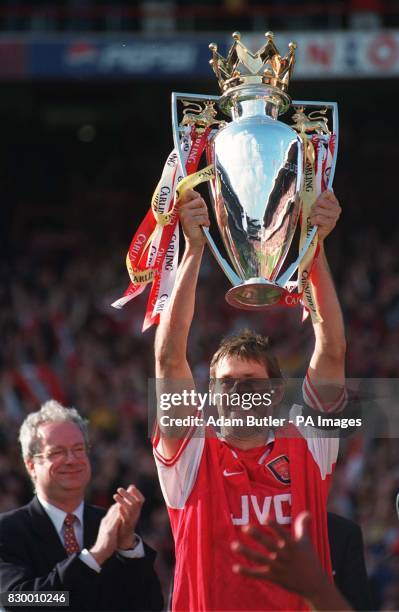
left=0, top=496, right=163, bottom=611
left=328, top=512, right=374, bottom=611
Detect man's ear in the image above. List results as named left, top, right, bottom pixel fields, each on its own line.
left=25, top=458, right=36, bottom=482
left=271, top=381, right=285, bottom=406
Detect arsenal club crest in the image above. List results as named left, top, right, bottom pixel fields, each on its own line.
left=266, top=455, right=291, bottom=484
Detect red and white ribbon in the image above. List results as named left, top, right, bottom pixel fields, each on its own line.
left=112, top=127, right=209, bottom=331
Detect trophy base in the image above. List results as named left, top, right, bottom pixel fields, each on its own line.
left=226, top=279, right=284, bottom=310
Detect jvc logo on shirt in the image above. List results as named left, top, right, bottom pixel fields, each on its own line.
left=231, top=494, right=292, bottom=525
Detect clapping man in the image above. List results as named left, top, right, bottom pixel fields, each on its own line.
left=0, top=400, right=163, bottom=611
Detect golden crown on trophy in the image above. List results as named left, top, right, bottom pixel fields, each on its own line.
left=209, top=32, right=297, bottom=95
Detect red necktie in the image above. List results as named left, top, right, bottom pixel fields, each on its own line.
left=63, top=513, right=80, bottom=555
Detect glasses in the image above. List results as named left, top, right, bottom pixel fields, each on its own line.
left=33, top=445, right=90, bottom=462
left=212, top=378, right=272, bottom=393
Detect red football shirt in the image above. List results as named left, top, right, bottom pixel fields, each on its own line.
left=153, top=375, right=345, bottom=611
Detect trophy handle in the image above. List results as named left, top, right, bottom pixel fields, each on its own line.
left=277, top=100, right=338, bottom=289
left=171, top=92, right=241, bottom=287
left=291, top=99, right=339, bottom=191
left=171, top=92, right=220, bottom=178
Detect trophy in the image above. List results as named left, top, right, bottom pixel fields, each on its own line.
left=113, top=32, right=338, bottom=329
left=171, top=32, right=338, bottom=313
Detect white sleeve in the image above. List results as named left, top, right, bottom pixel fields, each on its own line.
left=289, top=403, right=339, bottom=480
left=153, top=426, right=205, bottom=509
left=303, top=372, right=347, bottom=413
left=117, top=535, right=145, bottom=558
left=79, top=549, right=101, bottom=573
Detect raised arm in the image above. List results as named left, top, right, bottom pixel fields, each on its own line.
left=154, top=189, right=209, bottom=456
left=155, top=189, right=209, bottom=378
left=307, top=191, right=346, bottom=401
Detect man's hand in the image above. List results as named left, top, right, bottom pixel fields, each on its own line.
left=89, top=504, right=121, bottom=566
left=178, top=189, right=210, bottom=251
left=310, top=190, right=341, bottom=243
left=231, top=513, right=319, bottom=595
left=113, top=485, right=145, bottom=550
left=231, top=513, right=352, bottom=610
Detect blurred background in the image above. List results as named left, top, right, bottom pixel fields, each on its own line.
left=1, top=0, right=399, bottom=608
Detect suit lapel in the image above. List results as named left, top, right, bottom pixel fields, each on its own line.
left=28, top=497, right=67, bottom=565
left=29, top=497, right=103, bottom=559
left=83, top=504, right=102, bottom=549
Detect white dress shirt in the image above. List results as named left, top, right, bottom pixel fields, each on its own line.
left=37, top=495, right=145, bottom=573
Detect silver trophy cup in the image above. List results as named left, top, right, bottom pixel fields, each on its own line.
left=172, top=33, right=338, bottom=310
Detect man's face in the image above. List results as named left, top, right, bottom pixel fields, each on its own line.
left=212, top=355, right=273, bottom=439
left=215, top=355, right=269, bottom=381
left=26, top=421, right=91, bottom=504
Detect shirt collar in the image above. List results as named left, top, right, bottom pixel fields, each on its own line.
left=37, top=495, right=84, bottom=536
left=222, top=428, right=275, bottom=452
left=266, top=429, right=275, bottom=445
left=236, top=429, right=275, bottom=448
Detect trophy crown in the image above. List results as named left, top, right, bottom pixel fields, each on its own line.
left=209, top=32, right=296, bottom=95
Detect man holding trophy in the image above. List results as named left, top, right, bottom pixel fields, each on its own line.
left=114, top=31, right=347, bottom=610
left=153, top=183, right=346, bottom=611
